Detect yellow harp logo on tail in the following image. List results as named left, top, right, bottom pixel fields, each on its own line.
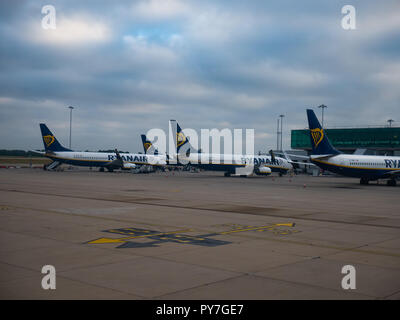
left=176, top=132, right=187, bottom=147
left=310, top=128, right=324, bottom=148
left=43, top=135, right=55, bottom=147
left=144, top=142, right=152, bottom=151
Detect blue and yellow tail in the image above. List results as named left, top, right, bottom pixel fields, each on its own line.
left=306, top=109, right=340, bottom=155
left=39, top=124, right=71, bottom=152
left=141, top=134, right=158, bottom=155
left=176, top=122, right=189, bottom=153
left=169, top=120, right=189, bottom=154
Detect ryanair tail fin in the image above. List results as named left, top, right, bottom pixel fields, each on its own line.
left=170, top=120, right=189, bottom=154
left=176, top=122, right=189, bottom=153
left=39, top=124, right=71, bottom=152
left=306, top=109, right=340, bottom=156
left=141, top=134, right=158, bottom=155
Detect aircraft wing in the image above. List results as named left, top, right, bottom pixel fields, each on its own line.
left=275, top=152, right=310, bottom=160
left=107, top=149, right=137, bottom=170
left=288, top=160, right=317, bottom=167
left=106, top=149, right=124, bottom=168
left=273, top=151, right=316, bottom=167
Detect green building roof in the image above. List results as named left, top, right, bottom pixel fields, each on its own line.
left=291, top=127, right=400, bottom=150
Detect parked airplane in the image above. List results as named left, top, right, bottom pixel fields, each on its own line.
left=36, top=124, right=166, bottom=171
left=306, top=109, right=400, bottom=186
left=169, top=120, right=293, bottom=177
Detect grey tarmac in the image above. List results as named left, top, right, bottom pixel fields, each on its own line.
left=0, top=168, right=399, bottom=299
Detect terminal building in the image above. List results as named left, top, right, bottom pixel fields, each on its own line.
left=291, top=126, right=400, bottom=156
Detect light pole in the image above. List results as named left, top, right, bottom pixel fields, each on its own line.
left=388, top=119, right=394, bottom=127
left=318, top=104, right=327, bottom=128
left=279, top=114, right=285, bottom=151
left=276, top=118, right=280, bottom=151
left=68, top=106, right=74, bottom=149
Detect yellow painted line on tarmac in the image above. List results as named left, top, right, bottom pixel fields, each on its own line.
left=87, top=229, right=193, bottom=244
left=218, top=223, right=295, bottom=235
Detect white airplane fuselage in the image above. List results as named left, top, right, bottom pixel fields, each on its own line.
left=45, top=151, right=167, bottom=168
left=176, top=152, right=293, bottom=175
left=311, top=154, right=400, bottom=180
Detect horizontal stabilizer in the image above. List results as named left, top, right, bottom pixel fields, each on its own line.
left=29, top=150, right=46, bottom=155
left=310, top=154, right=337, bottom=160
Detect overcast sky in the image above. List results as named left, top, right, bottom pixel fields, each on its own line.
left=0, top=0, right=399, bottom=152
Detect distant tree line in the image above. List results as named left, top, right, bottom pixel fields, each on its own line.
left=0, top=150, right=43, bottom=157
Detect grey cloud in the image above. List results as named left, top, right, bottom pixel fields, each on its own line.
left=0, top=0, right=399, bottom=153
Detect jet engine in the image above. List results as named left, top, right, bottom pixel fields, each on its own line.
left=254, top=166, right=272, bottom=176
left=122, top=162, right=137, bottom=169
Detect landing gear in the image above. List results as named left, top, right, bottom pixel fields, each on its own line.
left=360, top=178, right=369, bottom=185
left=387, top=179, right=397, bottom=187
left=99, top=167, right=105, bottom=172
left=224, top=172, right=231, bottom=177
